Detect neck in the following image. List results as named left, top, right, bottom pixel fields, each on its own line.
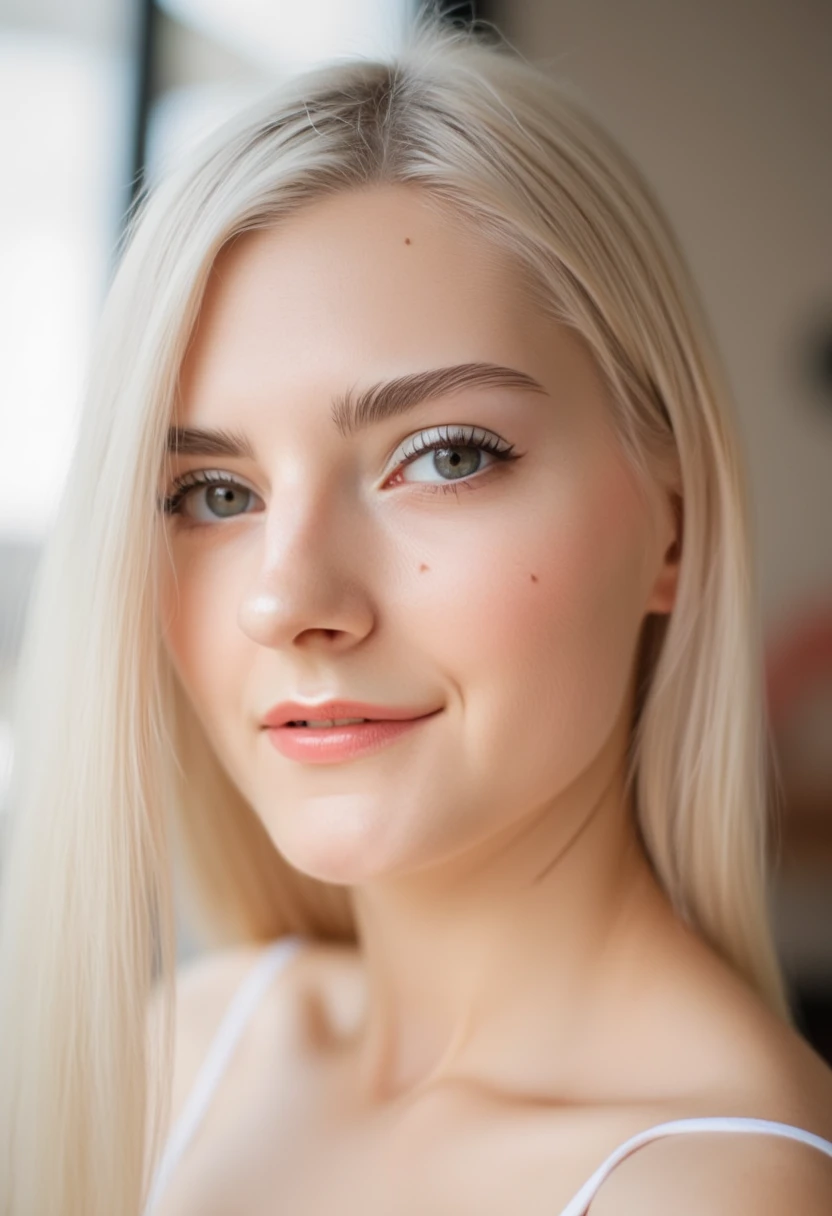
left=344, top=736, right=678, bottom=1111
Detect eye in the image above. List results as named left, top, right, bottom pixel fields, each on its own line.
left=384, top=424, right=520, bottom=489
left=159, top=424, right=523, bottom=526
left=160, top=471, right=262, bottom=524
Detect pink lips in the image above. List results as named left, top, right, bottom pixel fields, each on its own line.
left=261, top=701, right=442, bottom=764
left=261, top=699, right=436, bottom=728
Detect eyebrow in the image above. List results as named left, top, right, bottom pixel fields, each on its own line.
left=166, top=361, right=548, bottom=458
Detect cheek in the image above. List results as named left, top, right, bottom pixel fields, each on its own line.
left=421, top=457, right=651, bottom=783
left=156, top=545, right=248, bottom=737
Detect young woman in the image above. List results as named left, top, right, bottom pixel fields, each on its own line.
left=1, top=14, right=830, bottom=1216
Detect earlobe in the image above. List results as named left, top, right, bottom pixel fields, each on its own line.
left=670, top=491, right=684, bottom=562
left=646, top=492, right=683, bottom=615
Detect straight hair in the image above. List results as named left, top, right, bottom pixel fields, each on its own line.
left=0, top=11, right=789, bottom=1214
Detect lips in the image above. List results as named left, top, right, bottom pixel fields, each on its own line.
left=264, top=709, right=441, bottom=764
left=260, top=700, right=439, bottom=729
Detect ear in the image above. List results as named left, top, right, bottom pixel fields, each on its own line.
left=645, top=490, right=682, bottom=615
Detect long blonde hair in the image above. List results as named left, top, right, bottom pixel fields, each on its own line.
left=0, top=10, right=790, bottom=1215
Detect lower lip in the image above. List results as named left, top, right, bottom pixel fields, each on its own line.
left=264, top=712, right=441, bottom=764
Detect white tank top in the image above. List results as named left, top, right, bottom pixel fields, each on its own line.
left=143, top=934, right=832, bottom=1215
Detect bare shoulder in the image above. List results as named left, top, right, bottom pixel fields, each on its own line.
left=148, top=936, right=313, bottom=1132
left=589, top=1124, right=832, bottom=1215
left=589, top=928, right=832, bottom=1215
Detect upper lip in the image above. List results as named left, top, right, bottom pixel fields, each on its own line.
left=261, top=700, right=441, bottom=727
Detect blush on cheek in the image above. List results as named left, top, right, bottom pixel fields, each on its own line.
left=158, top=560, right=245, bottom=738
left=460, top=459, right=650, bottom=777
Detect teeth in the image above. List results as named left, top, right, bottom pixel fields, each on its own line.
left=290, top=717, right=369, bottom=728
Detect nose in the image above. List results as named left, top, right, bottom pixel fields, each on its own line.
left=236, top=487, right=376, bottom=653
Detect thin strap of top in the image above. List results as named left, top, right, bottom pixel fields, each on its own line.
left=143, top=934, right=306, bottom=1216
left=557, top=1115, right=832, bottom=1216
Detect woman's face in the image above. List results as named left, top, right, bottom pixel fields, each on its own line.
left=158, top=184, right=678, bottom=884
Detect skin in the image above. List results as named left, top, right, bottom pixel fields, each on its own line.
left=155, top=184, right=832, bottom=1214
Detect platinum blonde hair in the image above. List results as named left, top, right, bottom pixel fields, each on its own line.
left=0, top=11, right=789, bottom=1214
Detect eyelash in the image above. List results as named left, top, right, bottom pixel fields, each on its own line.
left=161, top=425, right=522, bottom=525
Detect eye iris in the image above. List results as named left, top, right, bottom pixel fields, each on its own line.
left=208, top=485, right=249, bottom=517
left=433, top=446, right=480, bottom=479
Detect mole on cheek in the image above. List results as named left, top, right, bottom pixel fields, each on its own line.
left=404, top=237, right=412, bottom=245
left=530, top=573, right=539, bottom=583
left=419, top=563, right=429, bottom=572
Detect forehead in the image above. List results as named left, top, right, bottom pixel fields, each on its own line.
left=178, top=185, right=542, bottom=411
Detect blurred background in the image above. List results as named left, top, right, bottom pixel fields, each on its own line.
left=0, top=0, right=830, bottom=1058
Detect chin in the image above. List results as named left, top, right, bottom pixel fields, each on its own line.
left=267, top=809, right=407, bottom=887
